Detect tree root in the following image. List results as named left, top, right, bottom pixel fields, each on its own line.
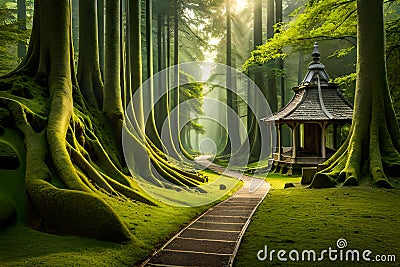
left=6, top=98, right=133, bottom=242
left=310, top=110, right=399, bottom=189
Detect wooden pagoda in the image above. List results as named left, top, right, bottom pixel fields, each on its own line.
left=262, top=43, right=353, bottom=174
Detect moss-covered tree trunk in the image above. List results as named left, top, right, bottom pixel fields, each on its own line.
left=77, top=0, right=104, bottom=108
left=311, top=0, right=400, bottom=188
left=0, top=0, right=157, bottom=243
left=144, top=0, right=163, bottom=150
left=103, top=0, right=124, bottom=147
left=128, top=0, right=145, bottom=131
left=97, top=0, right=105, bottom=76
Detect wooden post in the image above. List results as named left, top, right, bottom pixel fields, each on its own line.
left=321, top=122, right=327, bottom=158
left=277, top=124, right=282, bottom=161
left=292, top=123, right=297, bottom=160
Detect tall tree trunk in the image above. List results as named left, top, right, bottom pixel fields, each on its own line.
left=170, top=0, right=181, bottom=158
left=98, top=0, right=105, bottom=76
left=173, top=0, right=179, bottom=109
left=145, top=0, right=154, bottom=94
left=155, top=12, right=169, bottom=135
left=266, top=0, right=277, bottom=112
left=71, top=0, right=79, bottom=57
left=120, top=0, right=126, bottom=110
left=17, top=0, right=27, bottom=58
left=222, top=0, right=240, bottom=156
left=144, top=0, right=162, bottom=149
left=129, top=0, right=145, bottom=131
left=248, top=0, right=263, bottom=159
left=155, top=13, right=163, bottom=130
left=311, top=0, right=400, bottom=188
left=275, top=0, right=284, bottom=108
left=103, top=0, right=124, bottom=148
left=125, top=0, right=131, bottom=107
left=77, top=0, right=104, bottom=108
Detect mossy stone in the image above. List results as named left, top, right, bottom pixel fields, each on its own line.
left=302, top=167, right=317, bottom=185
left=0, top=139, right=19, bottom=170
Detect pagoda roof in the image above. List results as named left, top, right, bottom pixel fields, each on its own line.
left=262, top=43, right=353, bottom=124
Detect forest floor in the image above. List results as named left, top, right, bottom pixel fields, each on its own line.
left=234, top=175, right=400, bottom=266
left=0, top=168, right=241, bottom=266
left=1, top=148, right=399, bottom=267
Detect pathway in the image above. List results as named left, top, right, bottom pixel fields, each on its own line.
left=142, top=157, right=270, bottom=267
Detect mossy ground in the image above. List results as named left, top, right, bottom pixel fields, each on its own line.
left=0, top=120, right=242, bottom=266
left=234, top=175, right=400, bottom=266
left=0, top=169, right=240, bottom=266
left=0, top=200, right=199, bottom=266
left=0, top=72, right=245, bottom=265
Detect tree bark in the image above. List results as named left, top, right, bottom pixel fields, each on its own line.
left=71, top=0, right=79, bottom=57
left=33, top=0, right=132, bottom=241
left=103, top=0, right=124, bottom=147
left=145, top=0, right=163, bottom=149
left=275, top=0, right=285, bottom=108
left=248, top=0, right=263, bottom=159
left=17, top=0, right=27, bottom=58
left=129, top=0, right=145, bottom=131
left=222, top=0, right=241, bottom=157
left=77, top=0, right=104, bottom=108
left=98, top=0, right=105, bottom=76
left=0, top=0, right=161, bottom=242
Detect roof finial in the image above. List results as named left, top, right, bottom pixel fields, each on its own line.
left=312, top=42, right=320, bottom=63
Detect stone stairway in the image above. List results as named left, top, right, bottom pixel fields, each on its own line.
left=141, top=158, right=270, bottom=267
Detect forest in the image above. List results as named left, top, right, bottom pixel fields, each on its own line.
left=0, top=0, right=399, bottom=266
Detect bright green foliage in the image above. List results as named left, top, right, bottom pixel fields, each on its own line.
left=244, top=0, right=400, bottom=115
left=179, top=70, right=205, bottom=134
left=243, top=0, right=357, bottom=69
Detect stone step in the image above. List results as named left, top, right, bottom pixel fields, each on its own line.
left=179, top=228, right=240, bottom=241
left=143, top=158, right=271, bottom=267
left=164, top=237, right=236, bottom=254
left=190, top=221, right=244, bottom=231
left=148, top=250, right=231, bottom=267
left=205, top=209, right=253, bottom=217
left=197, top=215, right=248, bottom=224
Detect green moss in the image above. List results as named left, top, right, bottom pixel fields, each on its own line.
left=0, top=191, right=209, bottom=266
left=0, top=168, right=240, bottom=266
left=27, top=179, right=132, bottom=243
left=235, top=183, right=400, bottom=266
left=0, top=76, right=49, bottom=117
